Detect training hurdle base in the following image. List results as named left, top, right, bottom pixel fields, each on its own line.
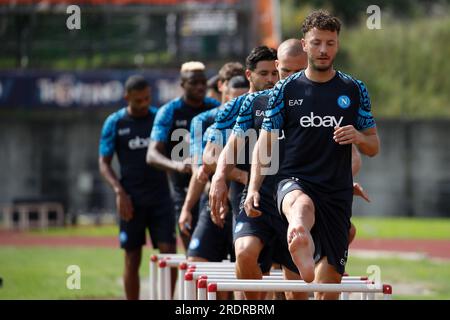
left=148, top=254, right=391, bottom=300
left=202, top=280, right=392, bottom=300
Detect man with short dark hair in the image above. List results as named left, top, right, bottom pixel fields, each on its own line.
left=245, top=10, right=380, bottom=300
left=207, top=41, right=307, bottom=300
left=99, top=75, right=176, bottom=300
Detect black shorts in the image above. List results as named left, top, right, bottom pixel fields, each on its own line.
left=276, top=178, right=352, bottom=275
left=119, top=200, right=176, bottom=251
left=233, top=186, right=298, bottom=274
left=229, top=180, right=245, bottom=218
left=187, top=195, right=235, bottom=262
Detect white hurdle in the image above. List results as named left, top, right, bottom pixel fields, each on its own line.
left=154, top=258, right=237, bottom=300
left=149, top=255, right=158, bottom=299
left=194, top=276, right=375, bottom=300
left=149, top=253, right=187, bottom=300
left=206, top=281, right=393, bottom=300
left=184, top=270, right=371, bottom=301
left=149, top=254, right=381, bottom=300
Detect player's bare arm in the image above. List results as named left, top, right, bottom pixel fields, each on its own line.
left=99, top=155, right=133, bottom=221
left=209, top=133, right=245, bottom=220
left=146, top=140, right=191, bottom=173
left=244, top=130, right=274, bottom=217
left=203, top=140, right=248, bottom=185
left=179, top=165, right=206, bottom=235
left=334, top=126, right=379, bottom=157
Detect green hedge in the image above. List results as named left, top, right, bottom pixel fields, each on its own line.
left=336, top=16, right=450, bottom=118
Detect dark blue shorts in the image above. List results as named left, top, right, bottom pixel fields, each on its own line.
left=119, top=200, right=176, bottom=251
left=187, top=195, right=235, bottom=262
left=229, top=180, right=245, bottom=218
left=233, top=185, right=297, bottom=274
left=276, top=177, right=352, bottom=275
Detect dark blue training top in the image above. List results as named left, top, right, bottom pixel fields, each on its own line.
left=99, top=106, right=171, bottom=206
left=204, top=94, right=250, bottom=171
left=150, top=96, right=220, bottom=193
left=262, top=70, right=376, bottom=195
left=206, top=94, right=249, bottom=145
left=190, top=107, right=219, bottom=166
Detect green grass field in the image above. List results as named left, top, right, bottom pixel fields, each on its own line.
left=352, top=217, right=450, bottom=240
left=0, top=247, right=152, bottom=300
left=1, top=246, right=449, bottom=300
left=28, top=217, right=450, bottom=240
left=1, top=217, right=450, bottom=300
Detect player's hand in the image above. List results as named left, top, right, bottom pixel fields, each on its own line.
left=178, top=207, right=192, bottom=236
left=175, top=161, right=192, bottom=174
left=196, top=165, right=210, bottom=184
left=209, top=174, right=228, bottom=227
left=116, top=190, right=134, bottom=221
left=244, top=190, right=262, bottom=217
left=334, top=125, right=362, bottom=145
left=210, top=201, right=228, bottom=228
left=353, top=182, right=371, bottom=202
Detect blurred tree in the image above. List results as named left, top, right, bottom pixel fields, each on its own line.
left=281, top=0, right=450, bottom=27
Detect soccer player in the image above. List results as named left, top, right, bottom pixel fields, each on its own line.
left=202, top=45, right=279, bottom=180
left=146, top=62, right=220, bottom=251
left=178, top=64, right=248, bottom=265
left=245, top=10, right=380, bottom=300
left=206, top=74, right=221, bottom=101
left=208, top=40, right=307, bottom=299
left=99, top=75, right=176, bottom=300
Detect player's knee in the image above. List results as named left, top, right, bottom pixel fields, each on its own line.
left=236, top=249, right=258, bottom=265
left=288, top=198, right=314, bottom=221
left=125, top=250, right=141, bottom=273
left=158, top=242, right=176, bottom=254
left=291, top=198, right=314, bottom=217
left=235, top=244, right=258, bottom=266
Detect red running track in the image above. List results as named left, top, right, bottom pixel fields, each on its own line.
left=1, top=231, right=449, bottom=259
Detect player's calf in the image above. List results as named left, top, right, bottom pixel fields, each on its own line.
left=313, top=257, right=342, bottom=300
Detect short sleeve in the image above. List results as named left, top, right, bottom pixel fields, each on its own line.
left=99, top=110, right=122, bottom=157
left=150, top=102, right=176, bottom=142
left=355, top=80, right=376, bottom=131
left=261, top=79, right=290, bottom=131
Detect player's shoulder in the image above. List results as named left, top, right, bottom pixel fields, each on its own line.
left=216, top=93, right=248, bottom=119
left=337, top=71, right=368, bottom=92
left=273, top=71, right=305, bottom=94
left=203, top=96, right=221, bottom=107
left=160, top=97, right=183, bottom=112
left=230, top=93, right=249, bottom=107
left=253, top=89, right=271, bottom=101
left=241, top=89, right=269, bottom=106
left=148, top=105, right=159, bottom=116
left=104, top=107, right=127, bottom=125
left=194, top=106, right=218, bottom=122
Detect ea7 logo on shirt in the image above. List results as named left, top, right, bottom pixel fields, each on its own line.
left=300, top=112, right=343, bottom=128
left=118, top=128, right=130, bottom=136
left=289, top=99, right=303, bottom=107
left=255, top=110, right=266, bottom=117
left=175, top=119, right=188, bottom=127
left=128, top=136, right=150, bottom=150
